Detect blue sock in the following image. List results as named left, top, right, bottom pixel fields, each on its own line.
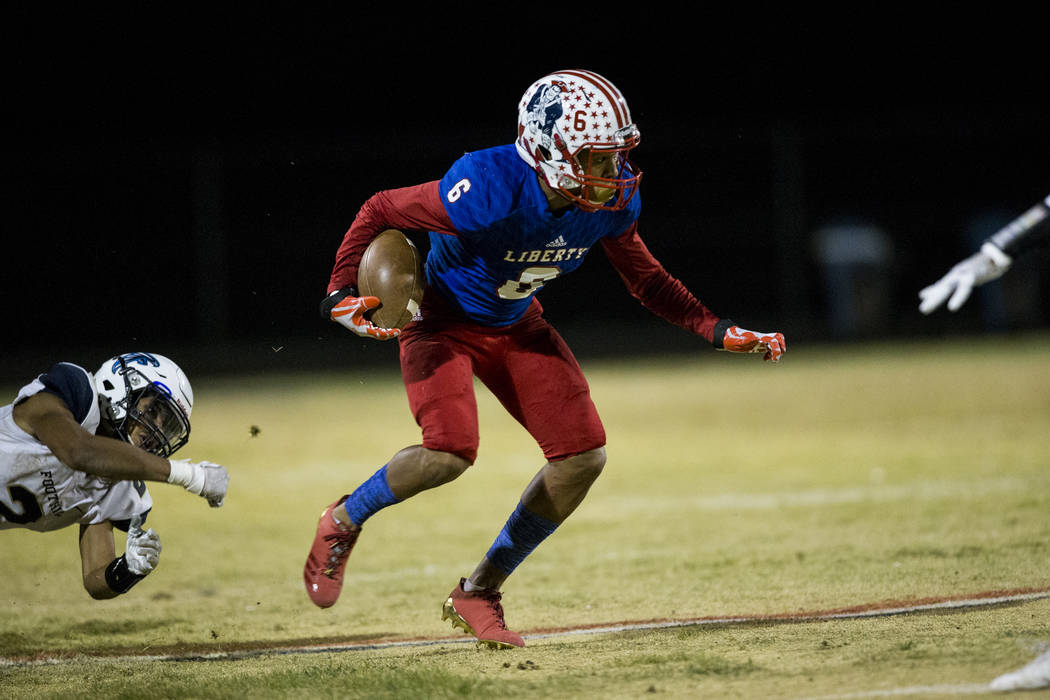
left=343, top=465, right=400, bottom=527
left=485, top=502, right=559, bottom=575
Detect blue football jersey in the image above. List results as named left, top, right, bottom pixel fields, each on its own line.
left=432, top=144, right=641, bottom=326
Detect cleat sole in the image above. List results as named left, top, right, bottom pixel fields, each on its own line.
left=442, top=597, right=476, bottom=635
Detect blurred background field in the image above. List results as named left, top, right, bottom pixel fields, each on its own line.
left=5, top=12, right=1049, bottom=375
left=2, top=336, right=1048, bottom=697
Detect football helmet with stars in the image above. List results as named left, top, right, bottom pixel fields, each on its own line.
left=515, top=69, right=642, bottom=212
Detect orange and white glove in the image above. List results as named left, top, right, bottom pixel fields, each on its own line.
left=320, top=288, right=400, bottom=341
left=720, top=325, right=786, bottom=363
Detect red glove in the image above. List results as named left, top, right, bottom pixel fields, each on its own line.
left=721, top=325, right=786, bottom=362
left=322, top=291, right=400, bottom=341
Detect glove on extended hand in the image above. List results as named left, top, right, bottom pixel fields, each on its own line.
left=125, top=515, right=162, bottom=576
left=918, top=242, right=1012, bottom=314
left=321, top=288, right=400, bottom=341
left=168, top=459, right=229, bottom=507
left=721, top=325, right=787, bottom=363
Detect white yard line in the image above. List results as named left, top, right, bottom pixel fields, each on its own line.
left=2, top=588, right=1047, bottom=667
left=799, top=683, right=993, bottom=698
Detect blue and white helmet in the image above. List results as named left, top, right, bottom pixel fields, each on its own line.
left=515, top=69, right=642, bottom=212
left=94, top=352, right=193, bottom=457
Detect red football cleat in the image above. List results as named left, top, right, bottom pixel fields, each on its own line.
left=303, top=497, right=360, bottom=608
left=441, top=578, right=525, bottom=649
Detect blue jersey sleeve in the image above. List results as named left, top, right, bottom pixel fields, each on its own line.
left=38, top=363, right=96, bottom=424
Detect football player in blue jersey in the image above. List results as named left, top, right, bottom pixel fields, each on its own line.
left=1, top=352, right=229, bottom=598
left=305, top=69, right=786, bottom=647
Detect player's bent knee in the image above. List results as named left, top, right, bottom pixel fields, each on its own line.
left=421, top=448, right=473, bottom=486
left=562, top=446, right=606, bottom=482
left=420, top=436, right=478, bottom=466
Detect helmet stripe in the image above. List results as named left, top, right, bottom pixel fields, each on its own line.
left=557, top=69, right=631, bottom=127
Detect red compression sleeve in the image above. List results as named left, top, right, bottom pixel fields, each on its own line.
left=601, top=224, right=723, bottom=343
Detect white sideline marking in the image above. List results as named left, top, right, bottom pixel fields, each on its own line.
left=1, top=589, right=1047, bottom=667
left=801, top=683, right=992, bottom=698
left=523, top=590, right=1050, bottom=639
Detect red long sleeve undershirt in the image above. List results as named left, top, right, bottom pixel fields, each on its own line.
left=327, top=181, right=722, bottom=343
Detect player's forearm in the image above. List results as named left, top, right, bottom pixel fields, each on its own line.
left=986, top=194, right=1050, bottom=257
left=82, top=563, right=120, bottom=599
left=79, top=522, right=120, bottom=599
left=59, top=434, right=171, bottom=482
left=601, top=228, right=721, bottom=342
left=630, top=270, right=722, bottom=341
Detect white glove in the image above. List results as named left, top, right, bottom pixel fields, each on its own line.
left=918, top=242, right=1012, bottom=314
left=168, top=459, right=229, bottom=507
left=125, top=514, right=161, bottom=576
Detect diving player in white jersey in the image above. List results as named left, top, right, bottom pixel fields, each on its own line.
left=1, top=352, right=229, bottom=599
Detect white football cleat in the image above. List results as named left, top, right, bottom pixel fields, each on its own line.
left=989, top=647, right=1050, bottom=691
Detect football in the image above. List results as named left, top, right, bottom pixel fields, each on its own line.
left=358, top=229, right=425, bottom=329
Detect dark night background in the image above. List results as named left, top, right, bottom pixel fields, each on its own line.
left=5, top=10, right=1049, bottom=384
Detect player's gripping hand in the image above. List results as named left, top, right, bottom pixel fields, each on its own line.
left=721, top=325, right=786, bottom=363
left=167, top=459, right=229, bottom=507
left=125, top=515, right=161, bottom=576
left=320, top=288, right=400, bottom=341
left=918, top=242, right=1012, bottom=314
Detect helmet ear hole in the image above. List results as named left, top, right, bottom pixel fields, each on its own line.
left=102, top=380, right=115, bottom=391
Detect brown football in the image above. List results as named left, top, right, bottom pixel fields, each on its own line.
left=358, top=229, right=425, bottom=329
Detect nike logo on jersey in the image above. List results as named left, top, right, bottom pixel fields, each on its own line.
left=503, top=247, right=588, bottom=264
left=546, top=235, right=567, bottom=248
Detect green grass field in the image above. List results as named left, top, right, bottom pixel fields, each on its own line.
left=2, top=335, right=1049, bottom=698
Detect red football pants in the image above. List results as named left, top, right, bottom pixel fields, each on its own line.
left=398, top=299, right=605, bottom=464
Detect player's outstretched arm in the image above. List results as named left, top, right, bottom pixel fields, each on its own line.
left=18, top=392, right=171, bottom=481
left=919, top=193, right=1050, bottom=314
left=14, top=392, right=229, bottom=507
left=320, top=287, right=401, bottom=340
left=79, top=515, right=161, bottom=599
left=719, top=325, right=787, bottom=363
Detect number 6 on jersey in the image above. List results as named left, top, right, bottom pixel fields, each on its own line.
left=497, top=266, right=562, bottom=300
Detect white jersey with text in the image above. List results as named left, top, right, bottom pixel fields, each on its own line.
left=0, top=363, right=152, bottom=532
